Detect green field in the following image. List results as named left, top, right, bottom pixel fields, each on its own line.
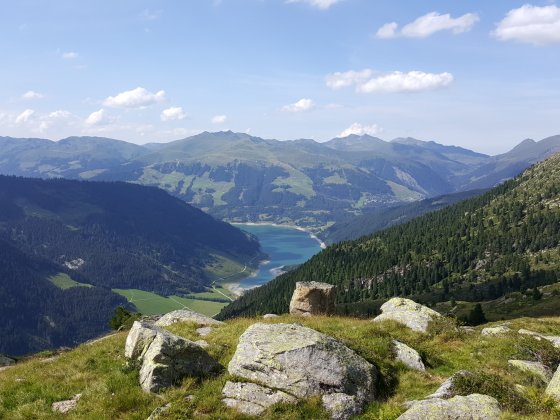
left=112, top=289, right=227, bottom=317
left=48, top=273, right=92, bottom=290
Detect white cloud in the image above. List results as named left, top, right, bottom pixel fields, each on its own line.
left=37, top=110, right=74, bottom=133
left=494, top=4, right=560, bottom=46
left=15, top=109, right=35, bottom=124
left=286, top=0, right=341, bottom=10
left=161, top=106, right=188, bottom=121
left=338, top=123, right=382, bottom=138
left=103, top=87, right=165, bottom=108
left=85, top=109, right=108, bottom=126
left=326, top=69, right=453, bottom=93
left=47, top=110, right=72, bottom=120
left=376, top=12, right=479, bottom=39
left=282, top=98, right=315, bottom=112
left=62, top=51, right=79, bottom=59
left=211, top=114, right=227, bottom=124
left=22, top=90, right=45, bottom=100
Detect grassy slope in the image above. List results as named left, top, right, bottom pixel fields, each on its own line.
left=48, top=273, right=92, bottom=290
left=2, top=315, right=560, bottom=419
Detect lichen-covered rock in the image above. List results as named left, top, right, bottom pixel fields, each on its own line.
left=481, top=325, right=511, bottom=336
left=0, top=355, right=15, bottom=367
left=289, top=281, right=336, bottom=316
left=125, top=321, right=158, bottom=361
left=322, top=393, right=361, bottom=420
left=518, top=329, right=560, bottom=348
left=508, top=360, right=552, bottom=383
left=154, top=309, right=223, bottom=328
left=398, top=394, right=501, bottom=420
left=228, top=323, right=377, bottom=416
left=125, top=321, right=221, bottom=393
left=138, top=328, right=221, bottom=393
left=545, top=365, right=560, bottom=401
left=372, top=298, right=441, bottom=333
left=393, top=340, right=425, bottom=371
left=427, top=370, right=473, bottom=399
left=52, top=394, right=81, bottom=414
left=222, top=381, right=297, bottom=416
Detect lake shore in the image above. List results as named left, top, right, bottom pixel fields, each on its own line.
left=232, top=221, right=327, bottom=249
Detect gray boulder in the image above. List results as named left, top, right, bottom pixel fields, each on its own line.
left=154, top=309, right=223, bottom=328
left=227, top=323, right=377, bottom=418
left=289, top=281, right=336, bottom=316
left=52, top=394, right=81, bottom=414
left=518, top=328, right=560, bottom=348
left=546, top=365, right=560, bottom=401
left=481, top=325, right=511, bottom=336
left=125, top=321, right=221, bottom=393
left=393, top=340, right=425, bottom=371
left=508, top=359, right=552, bottom=383
left=222, top=381, right=297, bottom=416
left=398, top=394, right=501, bottom=420
left=322, top=393, right=361, bottom=420
left=0, top=355, right=15, bottom=367
left=427, top=370, right=473, bottom=399
left=373, top=298, right=441, bottom=333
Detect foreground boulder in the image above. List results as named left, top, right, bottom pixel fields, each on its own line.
left=373, top=298, right=441, bottom=333
left=508, top=360, right=552, bottom=383
left=518, top=328, right=560, bottom=348
left=154, top=309, right=223, bottom=328
left=398, top=394, right=501, bottom=420
left=125, top=321, right=221, bottom=393
left=226, top=323, right=377, bottom=418
left=393, top=340, right=425, bottom=371
left=546, top=365, right=560, bottom=401
left=222, top=381, right=297, bottom=416
left=289, top=281, right=336, bottom=316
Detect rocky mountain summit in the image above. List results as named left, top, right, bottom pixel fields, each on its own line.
left=1, top=291, right=560, bottom=418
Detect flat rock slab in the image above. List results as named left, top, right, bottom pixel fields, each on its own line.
left=373, top=298, right=441, bottom=333
left=289, top=281, right=336, bottom=316
left=508, top=359, right=552, bottom=383
left=393, top=340, right=425, bottom=371
left=518, top=329, right=560, bottom=348
left=481, top=325, right=511, bottom=336
left=155, top=309, right=223, bottom=328
left=398, top=394, right=501, bottom=420
left=52, top=394, right=81, bottom=414
left=222, top=381, right=297, bottom=416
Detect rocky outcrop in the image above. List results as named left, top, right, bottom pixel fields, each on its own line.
left=154, top=309, right=223, bottom=328
left=372, top=298, right=441, bottom=333
left=508, top=360, right=552, bottom=383
left=289, top=281, right=336, bottom=316
left=518, top=329, right=560, bottom=348
left=546, top=365, right=560, bottom=401
left=398, top=394, right=501, bottom=420
left=0, top=355, right=15, bottom=367
left=393, top=340, right=425, bottom=371
left=481, top=325, right=511, bottom=336
left=125, top=321, right=221, bottom=393
left=222, top=381, right=297, bottom=415
left=226, top=322, right=377, bottom=418
left=52, top=394, right=81, bottom=414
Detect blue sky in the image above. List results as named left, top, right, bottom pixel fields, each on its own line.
left=0, top=0, right=559, bottom=154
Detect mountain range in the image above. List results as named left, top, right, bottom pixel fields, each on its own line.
left=217, top=152, right=560, bottom=319
left=2, top=133, right=559, bottom=232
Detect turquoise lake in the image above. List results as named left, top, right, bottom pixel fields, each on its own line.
left=233, top=224, right=323, bottom=290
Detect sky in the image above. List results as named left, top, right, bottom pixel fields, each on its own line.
left=0, top=0, right=559, bottom=154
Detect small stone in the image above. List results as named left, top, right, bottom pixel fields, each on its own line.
left=194, top=340, right=209, bottom=348
left=196, top=327, right=213, bottom=337
left=222, top=381, right=297, bottom=416
left=289, top=281, right=336, bottom=316
left=397, top=394, right=501, bottom=420
left=372, top=298, right=441, bottom=333
left=322, top=393, right=361, bottom=420
left=52, top=394, right=81, bottom=414
left=154, top=309, right=223, bottom=328
left=263, top=314, right=279, bottom=319
left=146, top=403, right=172, bottom=420
left=392, top=340, right=425, bottom=371
left=508, top=360, right=552, bottom=383
left=481, top=325, right=511, bottom=336
left=426, top=371, right=473, bottom=399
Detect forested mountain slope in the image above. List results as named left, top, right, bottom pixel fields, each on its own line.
left=218, top=153, right=560, bottom=319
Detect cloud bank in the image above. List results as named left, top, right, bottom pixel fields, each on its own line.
left=376, top=12, right=479, bottom=39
